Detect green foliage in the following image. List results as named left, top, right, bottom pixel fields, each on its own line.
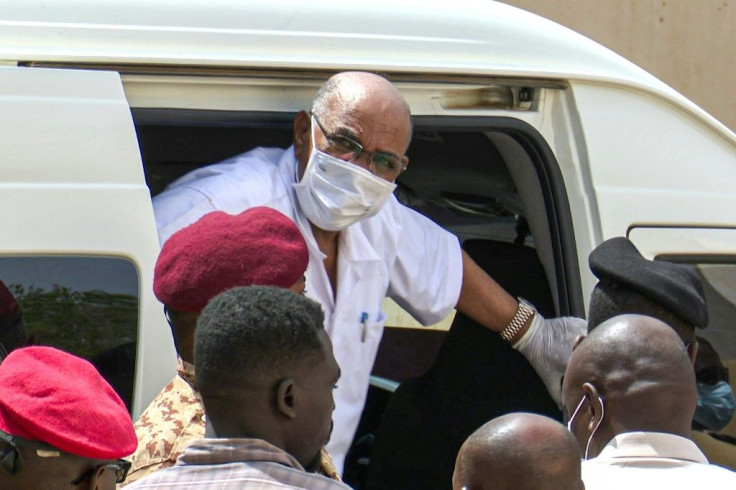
left=9, top=283, right=137, bottom=359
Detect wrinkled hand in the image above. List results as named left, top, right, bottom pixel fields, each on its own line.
left=513, top=313, right=587, bottom=407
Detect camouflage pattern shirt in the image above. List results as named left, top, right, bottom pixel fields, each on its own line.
left=124, top=358, right=205, bottom=486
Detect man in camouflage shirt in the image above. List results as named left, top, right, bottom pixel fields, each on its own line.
left=125, top=207, right=339, bottom=484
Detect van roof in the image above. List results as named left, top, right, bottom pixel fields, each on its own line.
left=0, top=0, right=666, bottom=86
left=1, top=0, right=732, bottom=137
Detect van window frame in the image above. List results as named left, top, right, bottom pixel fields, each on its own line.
left=133, top=109, right=583, bottom=317
left=412, top=115, right=583, bottom=317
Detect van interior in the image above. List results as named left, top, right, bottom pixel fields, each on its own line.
left=135, top=108, right=581, bottom=326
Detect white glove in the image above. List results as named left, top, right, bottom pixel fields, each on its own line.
left=512, top=312, right=587, bottom=407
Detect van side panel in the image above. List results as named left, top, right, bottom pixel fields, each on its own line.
left=571, top=81, right=736, bottom=237
left=0, top=66, right=175, bottom=417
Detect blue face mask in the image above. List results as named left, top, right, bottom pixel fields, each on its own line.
left=694, top=381, right=736, bottom=431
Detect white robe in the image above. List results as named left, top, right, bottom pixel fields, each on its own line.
left=153, top=146, right=463, bottom=472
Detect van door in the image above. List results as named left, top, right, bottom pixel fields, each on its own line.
left=569, top=82, right=736, bottom=241
left=0, top=66, right=174, bottom=417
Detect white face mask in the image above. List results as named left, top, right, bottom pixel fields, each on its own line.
left=293, top=117, right=397, bottom=231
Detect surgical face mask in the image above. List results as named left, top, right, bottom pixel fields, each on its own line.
left=567, top=393, right=605, bottom=460
left=694, top=381, right=736, bottom=431
left=293, top=117, right=397, bottom=231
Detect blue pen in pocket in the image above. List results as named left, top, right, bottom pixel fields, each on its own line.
left=360, top=312, right=369, bottom=342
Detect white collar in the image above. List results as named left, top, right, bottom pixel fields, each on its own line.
left=596, top=432, right=708, bottom=464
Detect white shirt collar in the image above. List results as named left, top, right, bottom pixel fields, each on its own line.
left=597, top=431, right=709, bottom=464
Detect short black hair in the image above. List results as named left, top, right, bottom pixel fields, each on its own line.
left=588, top=281, right=695, bottom=344
left=194, top=286, right=325, bottom=397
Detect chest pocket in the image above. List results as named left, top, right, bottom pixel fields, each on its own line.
left=359, top=310, right=386, bottom=345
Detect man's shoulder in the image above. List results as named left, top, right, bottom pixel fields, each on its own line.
left=582, top=441, right=736, bottom=488
left=134, top=375, right=203, bottom=427
left=162, top=147, right=290, bottom=198
left=352, top=195, right=454, bottom=257
left=126, top=453, right=350, bottom=489
left=582, top=460, right=736, bottom=489
left=355, top=196, right=431, bottom=236
left=125, top=376, right=206, bottom=484
left=153, top=147, right=298, bottom=241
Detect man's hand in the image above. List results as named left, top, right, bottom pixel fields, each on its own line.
left=513, top=314, right=587, bottom=406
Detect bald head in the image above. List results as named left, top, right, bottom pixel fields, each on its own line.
left=562, top=314, right=697, bottom=457
left=294, top=71, right=414, bottom=182
left=452, top=413, right=584, bottom=490
left=312, top=72, right=410, bottom=118
left=310, top=72, right=412, bottom=150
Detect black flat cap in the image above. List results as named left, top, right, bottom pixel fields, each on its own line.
left=589, top=237, right=708, bottom=328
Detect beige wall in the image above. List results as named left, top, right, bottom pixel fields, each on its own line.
left=501, top=0, right=736, bottom=133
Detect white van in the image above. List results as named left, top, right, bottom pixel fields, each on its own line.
left=2, top=0, right=735, bottom=479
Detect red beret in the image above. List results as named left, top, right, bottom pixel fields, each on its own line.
left=154, top=207, right=309, bottom=312
left=0, top=279, right=21, bottom=328
left=0, top=346, right=137, bottom=459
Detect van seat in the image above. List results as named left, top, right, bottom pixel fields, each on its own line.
left=364, top=239, right=558, bottom=489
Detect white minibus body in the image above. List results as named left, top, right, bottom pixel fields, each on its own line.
left=1, top=0, right=734, bottom=480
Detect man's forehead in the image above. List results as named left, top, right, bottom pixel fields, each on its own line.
left=331, top=106, right=411, bottom=152
left=329, top=100, right=407, bottom=126
left=325, top=78, right=408, bottom=118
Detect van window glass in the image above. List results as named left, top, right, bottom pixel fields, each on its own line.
left=683, top=262, right=736, bottom=361
left=0, top=256, right=138, bottom=411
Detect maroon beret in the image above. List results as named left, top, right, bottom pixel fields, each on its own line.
left=0, top=279, right=21, bottom=329
left=0, top=346, right=137, bottom=459
left=154, top=207, right=309, bottom=312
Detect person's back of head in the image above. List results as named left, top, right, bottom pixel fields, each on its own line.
left=587, top=237, right=708, bottom=348
left=452, top=412, right=584, bottom=490
left=195, top=286, right=340, bottom=472
left=562, top=314, right=697, bottom=459
left=153, top=206, right=309, bottom=363
left=0, top=346, right=136, bottom=490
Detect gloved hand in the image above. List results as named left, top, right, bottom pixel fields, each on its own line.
left=513, top=312, right=587, bottom=407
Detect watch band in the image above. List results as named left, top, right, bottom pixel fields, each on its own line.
left=500, top=299, right=535, bottom=342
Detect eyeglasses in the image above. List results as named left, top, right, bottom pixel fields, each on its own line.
left=0, top=432, right=130, bottom=485
left=311, top=114, right=407, bottom=180
left=71, top=459, right=131, bottom=485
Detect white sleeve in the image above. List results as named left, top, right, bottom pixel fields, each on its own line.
left=386, top=202, right=463, bottom=326
left=152, top=148, right=293, bottom=246
left=153, top=186, right=217, bottom=245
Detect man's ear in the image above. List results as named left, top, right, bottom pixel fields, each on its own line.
left=276, top=378, right=297, bottom=419
left=90, top=465, right=115, bottom=490
left=573, top=334, right=587, bottom=351
left=293, top=111, right=312, bottom=181
left=293, top=110, right=311, bottom=154
left=581, top=382, right=604, bottom=431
